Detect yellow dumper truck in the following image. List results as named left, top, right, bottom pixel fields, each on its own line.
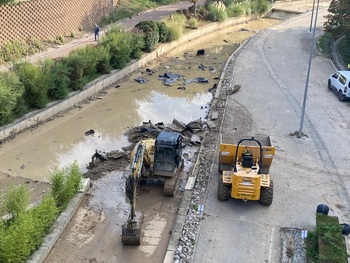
left=217, top=135, right=275, bottom=206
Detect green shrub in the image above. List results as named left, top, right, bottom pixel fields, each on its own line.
left=135, top=21, right=160, bottom=52
left=227, top=4, right=246, bottom=17
left=0, top=193, right=57, bottom=263
left=339, top=36, right=350, bottom=68
left=206, top=1, right=228, bottom=22
left=317, top=32, right=332, bottom=58
left=50, top=161, right=83, bottom=211
left=101, top=26, right=134, bottom=68
left=129, top=28, right=145, bottom=59
left=95, top=46, right=112, bottom=74
left=31, top=194, right=58, bottom=233
left=1, top=184, right=28, bottom=218
left=250, top=0, right=270, bottom=15
left=240, top=1, right=252, bottom=15
left=0, top=0, right=15, bottom=5
left=0, top=71, right=25, bottom=125
left=42, top=59, right=70, bottom=100
left=61, top=54, right=87, bottom=90
left=15, top=62, right=49, bottom=109
left=197, top=6, right=208, bottom=18
left=187, top=17, right=199, bottom=29
left=70, top=45, right=99, bottom=77
left=0, top=39, right=28, bottom=62
left=156, top=21, right=170, bottom=43
left=163, top=13, right=187, bottom=41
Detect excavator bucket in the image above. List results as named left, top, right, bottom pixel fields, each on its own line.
left=121, top=221, right=141, bottom=245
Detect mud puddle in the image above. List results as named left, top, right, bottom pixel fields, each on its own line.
left=0, top=18, right=280, bottom=183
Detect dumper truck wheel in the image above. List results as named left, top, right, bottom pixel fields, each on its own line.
left=217, top=176, right=230, bottom=201
left=259, top=179, right=273, bottom=206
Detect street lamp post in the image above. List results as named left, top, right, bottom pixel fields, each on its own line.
left=309, top=0, right=316, bottom=32
left=298, top=0, right=320, bottom=138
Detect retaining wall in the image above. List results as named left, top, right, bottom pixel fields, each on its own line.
left=0, top=0, right=114, bottom=46
left=0, top=15, right=255, bottom=141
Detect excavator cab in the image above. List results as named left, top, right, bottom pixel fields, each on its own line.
left=153, top=131, right=182, bottom=177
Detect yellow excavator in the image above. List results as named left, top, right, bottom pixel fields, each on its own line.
left=217, top=135, right=275, bottom=206
left=122, top=131, right=183, bottom=245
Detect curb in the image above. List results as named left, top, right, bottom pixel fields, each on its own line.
left=27, top=178, right=91, bottom=263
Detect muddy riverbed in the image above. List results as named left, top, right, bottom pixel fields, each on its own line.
left=0, top=18, right=282, bottom=263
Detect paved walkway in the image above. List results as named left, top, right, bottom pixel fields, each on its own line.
left=24, top=1, right=200, bottom=63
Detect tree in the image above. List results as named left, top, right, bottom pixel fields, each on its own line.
left=324, top=0, right=350, bottom=38
left=189, top=0, right=200, bottom=16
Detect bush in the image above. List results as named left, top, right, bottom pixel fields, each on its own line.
left=0, top=184, right=28, bottom=218
left=101, top=26, right=134, bottom=68
left=135, top=21, right=160, bottom=52
left=0, top=39, right=28, bottom=63
left=15, top=62, right=49, bottom=109
left=61, top=54, right=87, bottom=91
left=187, top=17, right=199, bottom=29
left=129, top=28, right=145, bottom=59
left=41, top=59, right=70, bottom=100
left=50, top=161, right=83, bottom=211
left=0, top=194, right=57, bottom=263
left=95, top=46, right=112, bottom=74
left=317, top=32, right=332, bottom=58
left=250, top=0, right=270, bottom=15
left=206, top=1, right=228, bottom=22
left=70, top=46, right=99, bottom=77
left=0, top=71, right=25, bottom=125
left=339, top=36, right=350, bottom=68
left=0, top=0, right=15, bottom=4
left=156, top=21, right=170, bottom=43
left=227, top=4, right=246, bottom=17
left=163, top=13, right=187, bottom=41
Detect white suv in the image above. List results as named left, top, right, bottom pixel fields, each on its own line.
left=328, top=71, right=350, bottom=101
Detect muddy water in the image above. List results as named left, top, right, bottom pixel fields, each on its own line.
left=0, top=18, right=279, bottom=182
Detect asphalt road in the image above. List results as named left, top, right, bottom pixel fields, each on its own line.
left=193, top=8, right=350, bottom=263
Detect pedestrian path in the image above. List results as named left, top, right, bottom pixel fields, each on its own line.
left=21, top=1, right=198, bottom=65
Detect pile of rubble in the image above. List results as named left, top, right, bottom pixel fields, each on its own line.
left=84, top=118, right=207, bottom=180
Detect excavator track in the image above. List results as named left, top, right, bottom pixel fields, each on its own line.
left=163, top=160, right=184, bottom=196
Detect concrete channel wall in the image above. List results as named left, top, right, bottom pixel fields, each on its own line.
left=0, top=15, right=256, bottom=142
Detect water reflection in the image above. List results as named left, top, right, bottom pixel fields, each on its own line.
left=53, top=132, right=130, bottom=173
left=136, top=91, right=212, bottom=124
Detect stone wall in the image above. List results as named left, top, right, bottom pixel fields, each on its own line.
left=0, top=0, right=114, bottom=46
